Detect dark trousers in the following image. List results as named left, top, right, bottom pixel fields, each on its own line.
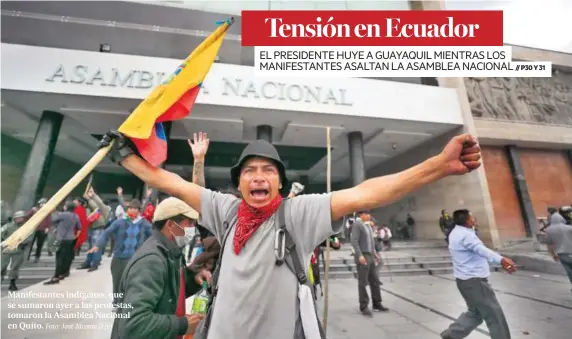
left=83, top=228, right=104, bottom=267
left=110, top=258, right=130, bottom=304
left=558, top=253, right=572, bottom=283
left=442, top=278, right=511, bottom=339
left=357, top=252, right=382, bottom=310
left=382, top=240, right=392, bottom=250
left=54, top=240, right=75, bottom=278
left=108, top=237, right=115, bottom=256
left=28, top=230, right=48, bottom=260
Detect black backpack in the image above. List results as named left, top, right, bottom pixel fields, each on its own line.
left=194, top=199, right=326, bottom=339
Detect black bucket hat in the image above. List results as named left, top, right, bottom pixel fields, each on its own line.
left=230, top=140, right=288, bottom=189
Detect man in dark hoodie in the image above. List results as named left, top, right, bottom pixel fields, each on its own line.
left=111, top=197, right=207, bottom=339
left=88, top=199, right=152, bottom=305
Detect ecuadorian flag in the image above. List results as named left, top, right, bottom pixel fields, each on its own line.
left=118, top=17, right=234, bottom=167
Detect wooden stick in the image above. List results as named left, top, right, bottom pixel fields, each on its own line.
left=84, top=174, right=94, bottom=196
left=1, top=144, right=112, bottom=252
left=322, top=127, right=332, bottom=332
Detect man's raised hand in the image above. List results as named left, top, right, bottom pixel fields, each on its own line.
left=188, top=132, right=210, bottom=160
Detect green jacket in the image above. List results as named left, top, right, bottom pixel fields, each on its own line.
left=111, top=229, right=202, bottom=339
left=1, top=222, right=34, bottom=253
left=87, top=194, right=111, bottom=229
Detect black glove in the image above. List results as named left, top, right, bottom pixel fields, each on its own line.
left=98, top=130, right=137, bottom=163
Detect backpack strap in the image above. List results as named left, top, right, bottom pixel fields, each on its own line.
left=275, top=201, right=307, bottom=285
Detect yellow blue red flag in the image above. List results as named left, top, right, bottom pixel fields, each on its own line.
left=118, top=17, right=234, bottom=166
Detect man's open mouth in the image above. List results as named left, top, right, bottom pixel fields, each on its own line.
left=250, top=189, right=269, bottom=198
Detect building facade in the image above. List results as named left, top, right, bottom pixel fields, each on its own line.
left=1, top=0, right=571, bottom=248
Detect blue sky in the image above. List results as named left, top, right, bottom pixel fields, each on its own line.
left=445, top=0, right=572, bottom=53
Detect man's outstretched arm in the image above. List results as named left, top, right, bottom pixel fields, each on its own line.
left=330, top=134, right=481, bottom=221
left=120, top=155, right=202, bottom=213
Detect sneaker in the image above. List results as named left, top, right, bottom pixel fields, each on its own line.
left=33, top=258, right=40, bottom=263
left=87, top=266, right=99, bottom=272
left=77, top=264, right=90, bottom=270
left=360, top=308, right=373, bottom=317
left=373, top=304, right=389, bottom=312
left=8, top=279, right=18, bottom=291
left=43, top=278, right=60, bottom=285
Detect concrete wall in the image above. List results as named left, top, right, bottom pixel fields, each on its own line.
left=1, top=133, right=141, bottom=208
left=475, top=119, right=572, bottom=149
left=364, top=129, right=498, bottom=244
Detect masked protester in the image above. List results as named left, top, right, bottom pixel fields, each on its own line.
left=88, top=199, right=152, bottom=307
left=111, top=197, right=208, bottom=339
left=1, top=211, right=33, bottom=291
left=98, top=130, right=482, bottom=339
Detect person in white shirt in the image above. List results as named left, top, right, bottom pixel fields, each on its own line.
left=378, top=225, right=392, bottom=251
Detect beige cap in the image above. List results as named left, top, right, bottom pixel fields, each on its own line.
left=152, top=197, right=199, bottom=222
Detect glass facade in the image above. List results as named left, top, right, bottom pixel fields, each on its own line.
left=445, top=0, right=572, bottom=54
left=155, top=0, right=410, bottom=15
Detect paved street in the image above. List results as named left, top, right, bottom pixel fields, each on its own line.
left=1, top=259, right=571, bottom=339
left=319, top=271, right=571, bottom=339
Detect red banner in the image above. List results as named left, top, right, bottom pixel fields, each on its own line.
left=242, top=10, right=503, bottom=46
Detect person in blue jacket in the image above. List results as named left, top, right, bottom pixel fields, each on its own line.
left=88, top=199, right=152, bottom=306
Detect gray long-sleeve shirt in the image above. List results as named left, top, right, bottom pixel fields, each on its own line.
left=545, top=213, right=572, bottom=254
left=87, top=194, right=111, bottom=229
left=350, top=218, right=375, bottom=259
left=53, top=211, right=81, bottom=241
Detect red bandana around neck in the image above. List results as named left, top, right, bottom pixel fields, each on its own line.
left=234, top=195, right=283, bottom=255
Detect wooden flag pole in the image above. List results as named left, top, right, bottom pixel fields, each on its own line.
left=322, top=127, right=332, bottom=332
left=1, top=144, right=112, bottom=252
left=83, top=174, right=94, bottom=196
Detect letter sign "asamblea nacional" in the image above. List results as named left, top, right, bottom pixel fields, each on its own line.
left=45, top=64, right=353, bottom=107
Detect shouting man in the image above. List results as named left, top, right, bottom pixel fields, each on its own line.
left=98, top=130, right=482, bottom=339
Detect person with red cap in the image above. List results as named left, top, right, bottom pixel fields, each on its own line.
left=98, top=130, right=482, bottom=339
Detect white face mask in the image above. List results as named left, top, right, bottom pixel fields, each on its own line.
left=171, top=222, right=190, bottom=248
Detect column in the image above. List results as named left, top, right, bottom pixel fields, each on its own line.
left=147, top=121, right=172, bottom=204
left=256, top=125, right=272, bottom=143
left=406, top=0, right=503, bottom=248
left=505, top=146, right=536, bottom=237
left=347, top=131, right=366, bottom=187
left=13, top=111, right=63, bottom=212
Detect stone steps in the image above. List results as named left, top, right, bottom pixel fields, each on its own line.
left=319, top=265, right=515, bottom=280
left=337, top=240, right=448, bottom=251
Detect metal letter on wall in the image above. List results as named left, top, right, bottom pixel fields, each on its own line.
left=465, top=69, right=572, bottom=125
